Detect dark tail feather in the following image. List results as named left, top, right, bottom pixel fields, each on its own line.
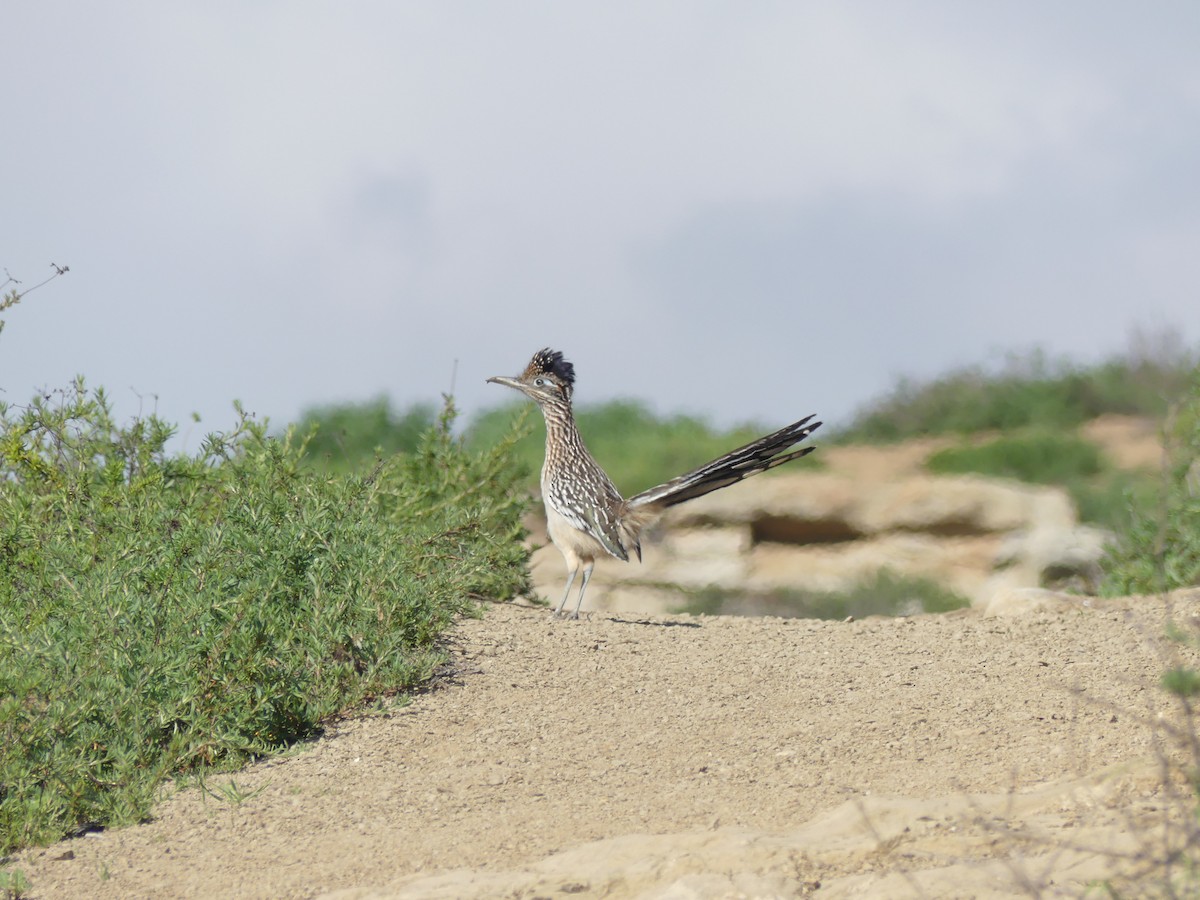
left=627, top=415, right=822, bottom=510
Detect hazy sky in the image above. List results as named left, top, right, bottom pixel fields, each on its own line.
left=4, top=3, right=1199, bottom=444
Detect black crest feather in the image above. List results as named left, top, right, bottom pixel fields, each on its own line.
left=528, top=348, right=575, bottom=387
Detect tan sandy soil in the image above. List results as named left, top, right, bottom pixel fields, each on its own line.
left=13, top=592, right=1200, bottom=899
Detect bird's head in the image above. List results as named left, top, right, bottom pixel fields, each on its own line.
left=487, top=348, right=575, bottom=407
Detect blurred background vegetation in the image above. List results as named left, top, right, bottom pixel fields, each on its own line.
left=293, top=333, right=1196, bottom=537
left=835, top=330, right=1196, bottom=442
left=294, top=397, right=438, bottom=476
left=295, top=394, right=785, bottom=497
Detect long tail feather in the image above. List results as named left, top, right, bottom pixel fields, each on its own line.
left=627, top=415, right=822, bottom=510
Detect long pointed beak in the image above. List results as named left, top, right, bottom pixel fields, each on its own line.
left=486, top=375, right=525, bottom=392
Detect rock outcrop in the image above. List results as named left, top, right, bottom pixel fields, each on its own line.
left=524, top=419, right=1164, bottom=617
left=528, top=471, right=1112, bottom=616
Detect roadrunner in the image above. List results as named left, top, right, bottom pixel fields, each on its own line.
left=488, top=349, right=822, bottom=618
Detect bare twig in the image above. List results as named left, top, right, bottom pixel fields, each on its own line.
left=1, top=262, right=71, bottom=318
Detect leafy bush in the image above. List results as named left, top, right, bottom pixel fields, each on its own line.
left=1101, top=368, right=1200, bottom=595
left=294, top=396, right=437, bottom=475
left=839, top=337, right=1196, bottom=443
left=924, top=429, right=1159, bottom=532
left=1070, top=469, right=1159, bottom=535
left=1095, top=365, right=1200, bottom=891
left=0, top=381, right=530, bottom=853
left=926, top=430, right=1104, bottom=484
left=466, top=399, right=801, bottom=496
left=678, top=571, right=970, bottom=619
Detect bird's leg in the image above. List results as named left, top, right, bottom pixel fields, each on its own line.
left=554, top=566, right=579, bottom=617
left=569, top=561, right=595, bottom=620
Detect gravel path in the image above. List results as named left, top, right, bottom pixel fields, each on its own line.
left=13, top=595, right=1196, bottom=898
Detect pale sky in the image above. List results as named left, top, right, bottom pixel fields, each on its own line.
left=3, top=3, right=1199, bottom=444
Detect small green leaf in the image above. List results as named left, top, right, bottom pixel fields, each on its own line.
left=1162, top=667, right=1200, bottom=698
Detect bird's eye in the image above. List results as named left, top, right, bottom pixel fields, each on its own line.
left=534, top=377, right=546, bottom=386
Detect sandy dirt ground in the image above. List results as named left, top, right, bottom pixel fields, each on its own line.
left=12, top=593, right=1200, bottom=899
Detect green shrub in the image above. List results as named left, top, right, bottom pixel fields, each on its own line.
left=1068, top=469, right=1158, bottom=535
left=0, top=381, right=530, bottom=853
left=1101, top=368, right=1200, bottom=595
left=839, top=338, right=1195, bottom=443
left=294, top=397, right=437, bottom=475
left=1093, top=368, right=1200, bottom=891
left=924, top=429, right=1158, bottom=532
left=926, top=430, right=1104, bottom=484
left=0, top=866, right=29, bottom=899
left=677, top=571, right=970, bottom=619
